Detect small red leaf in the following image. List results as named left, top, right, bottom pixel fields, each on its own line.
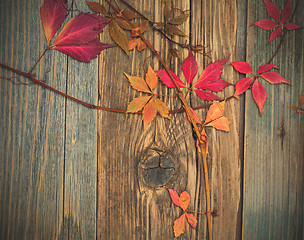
left=126, top=96, right=151, bottom=113
left=53, top=40, right=114, bottom=62
left=40, top=0, right=68, bottom=45
left=155, top=69, right=186, bottom=88
left=264, top=0, right=280, bottom=23
left=182, top=49, right=198, bottom=84
left=269, top=27, right=282, bottom=42
left=204, top=101, right=225, bottom=124
left=194, top=56, right=229, bottom=89
left=205, top=116, right=230, bottom=132
left=251, top=19, right=279, bottom=30
left=173, top=214, right=186, bottom=238
left=260, top=72, right=291, bottom=84
left=257, top=64, right=279, bottom=74
left=194, top=90, right=221, bottom=101
left=186, top=213, right=197, bottom=229
left=281, top=0, right=290, bottom=24
left=143, top=98, right=157, bottom=128
left=124, top=73, right=151, bottom=93
left=252, top=79, right=267, bottom=115
left=179, top=191, right=190, bottom=211
left=195, top=78, right=231, bottom=92
left=52, top=13, right=108, bottom=46
left=168, top=188, right=180, bottom=207
left=284, top=23, right=302, bottom=30
left=146, top=65, right=158, bottom=91
left=230, top=61, right=253, bottom=74
left=234, top=77, right=253, bottom=96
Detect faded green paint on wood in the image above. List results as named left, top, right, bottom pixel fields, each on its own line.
left=0, top=0, right=96, bottom=239
left=243, top=0, right=304, bottom=239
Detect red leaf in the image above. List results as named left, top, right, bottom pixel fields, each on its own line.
left=260, top=72, right=291, bottom=84
left=194, top=56, right=229, bottom=89
left=230, top=61, right=253, bottom=74
left=52, top=13, right=109, bottom=46
left=168, top=188, right=180, bottom=207
left=186, top=213, right=197, bottom=229
left=284, top=23, right=302, bottom=30
left=195, top=78, right=231, bottom=92
left=252, top=79, right=267, bottom=115
left=173, top=214, right=186, bottom=238
left=257, top=64, right=279, bottom=74
left=205, top=116, right=230, bottom=132
left=182, top=49, right=198, bottom=84
left=281, top=0, right=290, bottom=24
left=204, top=101, right=225, bottom=123
left=179, top=191, right=190, bottom=211
left=143, top=98, right=157, bottom=128
left=264, top=0, right=280, bottom=23
left=185, top=107, right=201, bottom=124
left=234, top=77, right=253, bottom=96
left=251, top=19, right=279, bottom=30
left=194, top=90, right=221, bottom=101
left=155, top=69, right=186, bottom=88
left=53, top=40, right=114, bottom=62
left=40, top=0, right=68, bottom=45
left=269, top=27, right=282, bottom=42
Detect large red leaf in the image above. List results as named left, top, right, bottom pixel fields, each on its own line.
left=194, top=90, right=221, bottom=101
left=251, top=19, right=279, bottom=30
left=284, top=23, right=302, bottom=30
left=182, top=49, right=198, bottom=84
left=53, top=40, right=114, bottom=62
left=52, top=13, right=109, bottom=46
left=257, top=64, right=278, bottom=74
left=264, top=0, right=280, bottom=23
left=155, top=69, right=186, bottom=88
left=260, top=71, right=290, bottom=84
left=186, top=213, right=197, bottom=229
left=168, top=189, right=180, bottom=207
left=269, top=27, right=282, bottom=42
left=173, top=214, right=186, bottom=238
left=234, top=77, right=253, bottom=96
left=252, top=79, right=267, bottom=115
left=230, top=61, right=253, bottom=74
left=194, top=56, right=229, bottom=89
left=281, top=0, right=290, bottom=24
left=40, top=0, right=68, bottom=45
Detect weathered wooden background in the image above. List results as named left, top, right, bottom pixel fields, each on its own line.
left=0, top=0, right=303, bottom=239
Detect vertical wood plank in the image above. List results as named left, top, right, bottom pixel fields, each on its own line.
left=244, top=0, right=304, bottom=239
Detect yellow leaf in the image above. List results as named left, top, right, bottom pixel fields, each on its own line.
left=143, top=98, right=157, bottom=128
left=154, top=98, right=170, bottom=119
left=124, top=73, right=151, bottom=93
left=126, top=96, right=151, bottom=113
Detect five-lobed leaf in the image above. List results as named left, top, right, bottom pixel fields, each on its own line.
left=40, top=0, right=68, bottom=45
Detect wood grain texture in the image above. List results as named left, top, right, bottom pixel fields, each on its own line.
left=243, top=0, right=304, bottom=239
left=97, top=0, right=242, bottom=239
left=0, top=0, right=97, bottom=239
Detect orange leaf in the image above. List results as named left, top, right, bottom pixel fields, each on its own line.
left=205, top=116, right=230, bottom=132
left=204, top=101, right=225, bottom=124
left=136, top=39, right=146, bottom=52
left=168, top=188, right=180, bottom=207
left=197, top=128, right=208, bottom=155
left=126, top=96, right=151, bottom=113
left=145, top=65, right=158, bottom=91
left=128, top=39, right=139, bottom=50
left=186, top=213, right=197, bottom=229
left=179, top=191, right=190, bottom=211
left=299, top=92, right=304, bottom=107
left=142, top=98, right=157, bottom=128
left=124, top=73, right=151, bottom=93
left=173, top=213, right=186, bottom=238
left=154, top=99, right=170, bottom=119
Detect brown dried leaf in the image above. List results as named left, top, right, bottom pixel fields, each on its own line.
left=115, top=17, right=133, bottom=30
left=86, top=1, right=107, bottom=14
left=299, top=92, right=304, bottom=107
left=166, top=24, right=186, bottom=36
left=121, top=9, right=138, bottom=20
left=109, top=20, right=129, bottom=55
left=168, top=11, right=190, bottom=25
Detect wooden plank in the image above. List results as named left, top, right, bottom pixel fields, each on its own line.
left=97, top=0, right=242, bottom=239
left=0, top=0, right=97, bottom=239
left=243, top=0, right=304, bottom=239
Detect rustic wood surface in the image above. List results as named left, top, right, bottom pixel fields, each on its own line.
left=244, top=0, right=304, bottom=239
left=0, top=0, right=303, bottom=239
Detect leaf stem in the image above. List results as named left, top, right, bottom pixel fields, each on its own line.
left=186, top=209, right=206, bottom=215
left=28, top=47, right=49, bottom=74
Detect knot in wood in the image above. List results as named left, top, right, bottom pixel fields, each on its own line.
left=140, top=148, right=175, bottom=188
